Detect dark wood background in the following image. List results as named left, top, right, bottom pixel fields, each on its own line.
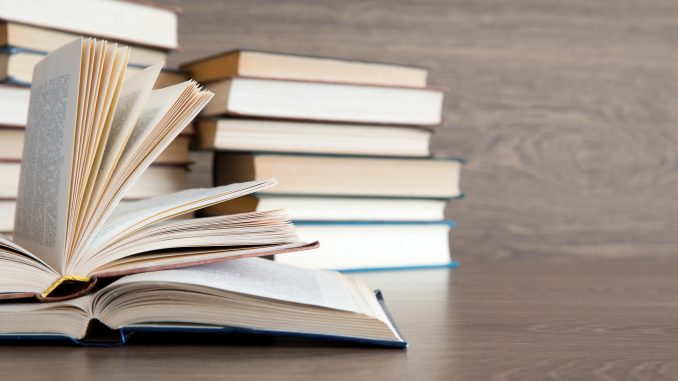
left=160, top=0, right=678, bottom=260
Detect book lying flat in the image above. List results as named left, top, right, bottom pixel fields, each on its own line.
left=181, top=49, right=428, bottom=88
left=0, top=38, right=314, bottom=302
left=0, top=258, right=407, bottom=348
left=0, top=21, right=167, bottom=66
left=197, top=118, right=433, bottom=157
left=277, top=221, right=457, bottom=271
left=200, top=76, right=444, bottom=126
left=0, top=0, right=179, bottom=49
left=0, top=46, right=186, bottom=87
left=214, top=153, right=462, bottom=199
left=202, top=194, right=449, bottom=222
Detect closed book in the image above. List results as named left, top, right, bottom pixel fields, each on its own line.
left=0, top=21, right=167, bottom=66
left=0, top=46, right=185, bottom=87
left=214, top=152, right=462, bottom=199
left=197, top=118, right=432, bottom=157
left=276, top=221, right=457, bottom=271
left=181, top=49, right=428, bottom=88
left=0, top=259, right=406, bottom=348
left=0, top=0, right=179, bottom=49
left=202, top=194, right=449, bottom=222
left=200, top=76, right=444, bottom=126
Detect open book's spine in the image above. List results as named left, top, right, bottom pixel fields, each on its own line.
left=119, top=326, right=407, bottom=348
left=0, top=321, right=407, bottom=348
left=41, top=275, right=91, bottom=298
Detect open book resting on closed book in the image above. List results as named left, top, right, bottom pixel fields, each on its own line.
left=0, top=38, right=316, bottom=303
left=0, top=258, right=406, bottom=348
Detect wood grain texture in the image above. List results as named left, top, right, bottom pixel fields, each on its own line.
left=166, top=0, right=678, bottom=259
left=5, top=257, right=678, bottom=380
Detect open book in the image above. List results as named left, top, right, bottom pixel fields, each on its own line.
left=0, top=38, right=315, bottom=302
left=0, top=258, right=406, bottom=348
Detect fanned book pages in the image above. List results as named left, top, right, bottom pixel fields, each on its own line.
left=0, top=38, right=316, bottom=302
left=0, top=258, right=407, bottom=348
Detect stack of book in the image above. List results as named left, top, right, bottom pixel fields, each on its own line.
left=0, top=0, right=192, bottom=235
left=183, top=50, right=462, bottom=271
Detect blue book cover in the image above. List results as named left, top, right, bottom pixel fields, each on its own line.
left=0, top=291, right=407, bottom=348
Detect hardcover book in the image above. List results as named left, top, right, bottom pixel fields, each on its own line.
left=278, top=220, right=457, bottom=271
left=214, top=152, right=462, bottom=199
left=0, top=21, right=167, bottom=66
left=202, top=194, right=449, bottom=222
left=181, top=49, right=428, bottom=87
left=197, top=118, right=433, bottom=157
left=0, top=38, right=314, bottom=302
left=0, top=46, right=186, bottom=87
left=200, top=76, right=444, bottom=125
left=0, top=258, right=407, bottom=348
left=0, top=0, right=179, bottom=49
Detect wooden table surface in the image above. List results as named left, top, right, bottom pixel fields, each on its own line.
left=3, top=256, right=678, bottom=380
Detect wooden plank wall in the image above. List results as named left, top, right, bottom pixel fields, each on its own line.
left=161, top=0, right=678, bottom=259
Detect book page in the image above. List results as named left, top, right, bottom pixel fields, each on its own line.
left=97, top=63, right=162, bottom=188
left=79, top=180, right=277, bottom=268
left=0, top=295, right=93, bottom=339
left=119, top=83, right=188, bottom=162
left=79, top=63, right=162, bottom=236
left=110, top=258, right=361, bottom=313
left=13, top=38, right=82, bottom=272
left=69, top=43, right=129, bottom=259
left=0, top=234, right=55, bottom=271
left=71, top=81, right=209, bottom=259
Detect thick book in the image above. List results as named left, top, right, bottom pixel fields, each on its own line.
left=0, top=38, right=315, bottom=302
left=0, top=258, right=407, bottom=348
left=0, top=0, right=179, bottom=49
left=0, top=46, right=186, bottom=87
left=0, top=21, right=167, bottom=66
left=202, top=194, right=449, bottom=222
left=181, top=49, right=428, bottom=88
left=276, top=221, right=457, bottom=271
left=200, top=76, right=444, bottom=126
left=214, top=152, right=462, bottom=199
left=197, top=118, right=432, bottom=157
